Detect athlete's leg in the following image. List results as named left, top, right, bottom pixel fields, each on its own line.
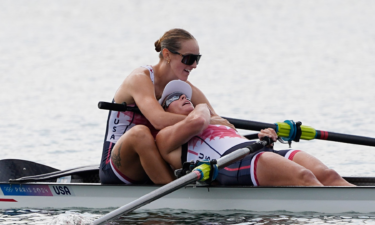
left=111, top=125, right=174, bottom=184
left=292, top=151, right=355, bottom=186
left=256, top=152, right=323, bottom=186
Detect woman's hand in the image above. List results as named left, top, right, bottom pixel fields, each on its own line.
left=209, top=116, right=236, bottom=130
left=258, top=128, right=278, bottom=146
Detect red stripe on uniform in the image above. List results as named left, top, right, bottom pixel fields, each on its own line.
left=188, top=150, right=198, bottom=155
left=253, top=152, right=265, bottom=186
left=0, top=199, right=17, bottom=202
left=288, top=150, right=301, bottom=160
left=110, top=159, right=137, bottom=183
left=106, top=142, right=113, bottom=164
left=223, top=165, right=251, bottom=171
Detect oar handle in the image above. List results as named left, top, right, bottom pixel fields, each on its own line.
left=98, top=101, right=141, bottom=113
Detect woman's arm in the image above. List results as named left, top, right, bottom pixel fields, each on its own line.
left=114, top=69, right=186, bottom=130
left=156, top=104, right=210, bottom=169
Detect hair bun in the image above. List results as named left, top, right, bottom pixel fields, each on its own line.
left=154, top=39, right=162, bottom=52
left=154, top=29, right=194, bottom=58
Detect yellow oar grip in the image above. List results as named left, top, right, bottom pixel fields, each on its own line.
left=275, top=122, right=292, bottom=138
left=275, top=122, right=316, bottom=140
left=300, top=125, right=316, bottom=140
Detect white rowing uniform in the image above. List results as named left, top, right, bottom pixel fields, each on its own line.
left=186, top=125, right=251, bottom=162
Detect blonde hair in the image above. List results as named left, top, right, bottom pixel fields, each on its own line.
left=154, top=28, right=195, bottom=59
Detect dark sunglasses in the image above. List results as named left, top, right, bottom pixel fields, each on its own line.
left=169, top=50, right=201, bottom=65
left=162, top=92, right=190, bottom=109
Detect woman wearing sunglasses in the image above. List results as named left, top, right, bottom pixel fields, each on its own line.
left=100, top=28, right=234, bottom=185
left=156, top=80, right=354, bottom=187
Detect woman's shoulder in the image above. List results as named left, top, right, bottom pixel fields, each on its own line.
left=185, top=80, right=198, bottom=91
left=128, top=66, right=151, bottom=77
left=124, top=66, right=153, bottom=83
left=114, top=66, right=154, bottom=103
left=186, top=81, right=204, bottom=96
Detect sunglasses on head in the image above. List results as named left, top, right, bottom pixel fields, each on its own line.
left=169, top=50, right=201, bottom=65
left=162, top=92, right=190, bottom=109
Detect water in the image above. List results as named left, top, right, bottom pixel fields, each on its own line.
left=2, top=209, right=375, bottom=225
left=1, top=0, right=375, bottom=224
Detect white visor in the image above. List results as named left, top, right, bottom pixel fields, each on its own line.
left=158, top=80, right=192, bottom=105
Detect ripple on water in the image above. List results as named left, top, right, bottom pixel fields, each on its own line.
left=3, top=209, right=375, bottom=225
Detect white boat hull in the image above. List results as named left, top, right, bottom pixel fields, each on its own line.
left=2, top=182, right=375, bottom=213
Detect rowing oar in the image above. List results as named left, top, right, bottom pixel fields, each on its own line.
left=92, top=139, right=272, bottom=225
left=98, top=101, right=375, bottom=147
left=223, top=117, right=375, bottom=147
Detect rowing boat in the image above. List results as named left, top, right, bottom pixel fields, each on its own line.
left=1, top=159, right=375, bottom=213
left=3, top=105, right=375, bottom=216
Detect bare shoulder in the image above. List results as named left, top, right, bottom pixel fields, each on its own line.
left=186, top=81, right=218, bottom=115
left=185, top=80, right=198, bottom=91
left=126, top=67, right=151, bottom=82
left=185, top=81, right=208, bottom=102
left=185, top=80, right=205, bottom=98
left=126, top=67, right=154, bottom=90
left=114, top=67, right=154, bottom=104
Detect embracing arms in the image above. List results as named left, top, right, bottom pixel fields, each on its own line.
left=114, top=69, right=186, bottom=130
left=155, top=104, right=210, bottom=169
left=114, top=68, right=234, bottom=130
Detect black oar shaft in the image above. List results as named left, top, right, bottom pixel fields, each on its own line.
left=223, top=117, right=277, bottom=131
left=316, top=130, right=375, bottom=147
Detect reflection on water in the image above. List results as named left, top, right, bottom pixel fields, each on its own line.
left=2, top=208, right=375, bottom=225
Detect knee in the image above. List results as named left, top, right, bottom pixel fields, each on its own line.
left=319, top=168, right=342, bottom=184
left=127, top=125, right=157, bottom=152
left=296, top=169, right=321, bottom=186
left=127, top=125, right=154, bottom=143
